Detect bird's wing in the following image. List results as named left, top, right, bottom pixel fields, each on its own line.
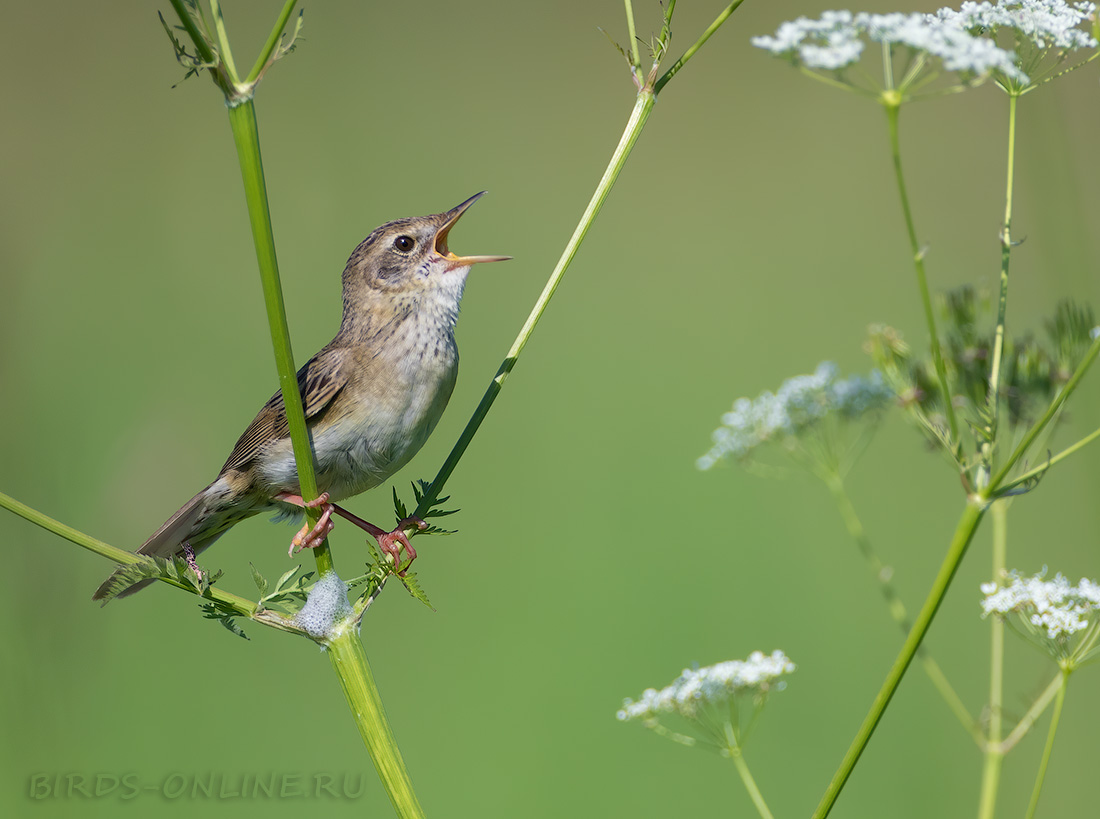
left=219, top=346, right=350, bottom=474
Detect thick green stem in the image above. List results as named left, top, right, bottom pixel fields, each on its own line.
left=977, top=500, right=1008, bottom=819
left=415, top=90, right=656, bottom=516
left=983, top=93, right=1019, bottom=486
left=225, top=100, right=332, bottom=577
left=327, top=626, right=424, bottom=818
left=822, top=473, right=982, bottom=746
left=1023, top=669, right=1069, bottom=819
left=884, top=101, right=959, bottom=448
left=812, top=501, right=986, bottom=818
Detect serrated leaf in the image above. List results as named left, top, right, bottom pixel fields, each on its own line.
left=398, top=571, right=434, bottom=611
left=392, top=486, right=408, bottom=520
left=200, top=602, right=249, bottom=640
left=275, top=566, right=301, bottom=593
left=249, top=563, right=269, bottom=595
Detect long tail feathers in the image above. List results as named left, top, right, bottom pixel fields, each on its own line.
left=92, top=484, right=224, bottom=602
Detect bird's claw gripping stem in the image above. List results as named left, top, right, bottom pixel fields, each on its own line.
left=280, top=492, right=336, bottom=556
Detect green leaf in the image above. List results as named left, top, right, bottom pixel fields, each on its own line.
left=249, top=562, right=269, bottom=595
left=398, top=571, right=434, bottom=611
left=200, top=601, right=249, bottom=640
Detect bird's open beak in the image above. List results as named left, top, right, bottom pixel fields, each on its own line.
left=434, top=191, right=512, bottom=267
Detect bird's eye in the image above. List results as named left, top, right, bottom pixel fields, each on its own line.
left=393, top=235, right=416, bottom=252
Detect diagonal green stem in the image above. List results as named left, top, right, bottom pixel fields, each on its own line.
left=728, top=741, right=775, bottom=819
left=655, top=0, right=744, bottom=93
left=812, top=501, right=986, bottom=818
left=821, top=473, right=982, bottom=747
left=884, top=101, right=959, bottom=448
left=1023, top=669, right=1069, bottom=819
left=998, top=673, right=1062, bottom=753
left=997, top=424, right=1100, bottom=494
left=327, top=627, right=424, bottom=818
left=988, top=334, right=1100, bottom=494
left=415, top=89, right=656, bottom=516
left=246, top=0, right=299, bottom=83
left=0, top=490, right=258, bottom=616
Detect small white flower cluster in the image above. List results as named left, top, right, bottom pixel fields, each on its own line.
left=697, top=362, right=893, bottom=469
left=981, top=571, right=1100, bottom=640
left=932, top=1, right=1098, bottom=50
left=617, top=650, right=796, bottom=722
left=752, top=9, right=1027, bottom=80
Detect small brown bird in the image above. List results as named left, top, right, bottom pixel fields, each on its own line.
left=94, top=192, right=509, bottom=600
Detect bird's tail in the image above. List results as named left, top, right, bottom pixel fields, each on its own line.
left=92, top=483, right=226, bottom=603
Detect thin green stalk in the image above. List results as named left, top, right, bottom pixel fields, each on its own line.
left=999, top=673, right=1062, bottom=753
left=416, top=2, right=745, bottom=517
left=884, top=101, right=959, bottom=448
left=246, top=0, right=299, bottom=83
left=623, top=0, right=643, bottom=83
left=821, top=472, right=982, bottom=747
left=988, top=334, right=1100, bottom=494
left=416, top=89, right=656, bottom=516
left=0, top=490, right=258, bottom=616
left=209, top=0, right=242, bottom=83
left=812, top=500, right=986, bottom=818
left=1023, top=669, right=1069, bottom=819
left=167, top=0, right=216, bottom=66
left=730, top=749, right=775, bottom=819
left=327, top=626, right=424, bottom=818
left=225, top=100, right=332, bottom=578
left=984, top=93, right=1019, bottom=485
left=996, top=423, right=1100, bottom=494
left=977, top=500, right=1009, bottom=819
left=655, top=0, right=744, bottom=93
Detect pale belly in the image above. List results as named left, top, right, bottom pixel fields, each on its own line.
left=258, top=364, right=457, bottom=503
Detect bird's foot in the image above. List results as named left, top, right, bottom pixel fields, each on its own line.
left=376, top=517, right=428, bottom=575
left=278, top=492, right=336, bottom=556
left=327, top=506, right=427, bottom=574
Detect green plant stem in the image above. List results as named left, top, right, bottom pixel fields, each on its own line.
left=415, top=89, right=656, bottom=516
left=996, top=422, right=1100, bottom=494
left=988, top=334, right=1100, bottom=493
left=225, top=100, right=331, bottom=577
left=1023, top=669, right=1069, bottom=819
left=812, top=500, right=986, bottom=818
left=883, top=101, right=959, bottom=449
left=655, top=0, right=744, bottom=93
left=327, top=626, right=424, bottom=818
left=977, top=500, right=1008, bottom=819
left=821, top=472, right=982, bottom=746
left=998, top=673, right=1062, bottom=753
left=729, top=745, right=775, bottom=819
left=623, top=0, right=643, bottom=84
left=0, top=490, right=259, bottom=616
left=168, top=0, right=216, bottom=66
left=984, top=93, right=1019, bottom=486
left=246, top=0, right=299, bottom=83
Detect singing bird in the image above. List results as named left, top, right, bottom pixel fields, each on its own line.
left=94, top=192, right=509, bottom=601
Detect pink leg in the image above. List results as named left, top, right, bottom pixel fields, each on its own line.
left=277, top=492, right=336, bottom=556
left=329, top=505, right=428, bottom=574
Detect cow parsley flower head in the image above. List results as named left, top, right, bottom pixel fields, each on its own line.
left=617, top=651, right=796, bottom=751
left=981, top=570, right=1100, bottom=664
left=697, top=362, right=894, bottom=472
left=753, top=9, right=1028, bottom=86
left=932, top=1, right=1097, bottom=51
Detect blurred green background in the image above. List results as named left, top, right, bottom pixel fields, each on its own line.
left=3, top=1, right=1099, bottom=816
